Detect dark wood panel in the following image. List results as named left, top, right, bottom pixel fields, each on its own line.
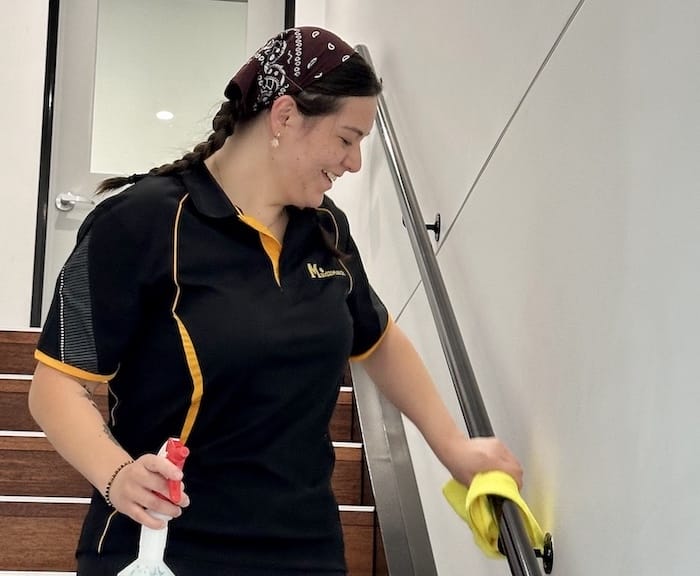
left=374, top=511, right=389, bottom=576
left=0, top=501, right=84, bottom=571
left=333, top=445, right=363, bottom=505
left=0, top=378, right=108, bottom=431
left=330, top=388, right=353, bottom=441
left=0, top=436, right=90, bottom=497
left=0, top=341, right=375, bottom=572
left=1, top=379, right=350, bottom=440
left=0, top=437, right=364, bottom=505
left=341, top=509, right=376, bottom=576
left=0, top=503, right=376, bottom=573
left=0, top=331, right=39, bottom=375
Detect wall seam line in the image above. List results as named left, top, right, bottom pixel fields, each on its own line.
left=436, top=0, right=589, bottom=256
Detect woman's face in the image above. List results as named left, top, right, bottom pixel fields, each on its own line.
left=277, top=96, right=378, bottom=208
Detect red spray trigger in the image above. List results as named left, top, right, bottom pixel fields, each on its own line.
left=165, top=438, right=189, bottom=503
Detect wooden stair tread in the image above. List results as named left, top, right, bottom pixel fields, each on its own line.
left=0, top=330, right=39, bottom=375
left=0, top=331, right=382, bottom=575
left=0, top=435, right=364, bottom=505
left=0, top=378, right=353, bottom=441
left=0, top=501, right=376, bottom=574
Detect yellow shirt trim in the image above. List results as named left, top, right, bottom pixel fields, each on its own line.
left=238, top=214, right=282, bottom=286
left=34, top=349, right=115, bottom=382
left=172, top=195, right=204, bottom=444
left=350, top=316, right=394, bottom=362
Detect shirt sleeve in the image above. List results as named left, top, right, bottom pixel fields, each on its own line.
left=35, top=196, right=154, bottom=381
left=318, top=199, right=390, bottom=360
left=343, top=231, right=391, bottom=360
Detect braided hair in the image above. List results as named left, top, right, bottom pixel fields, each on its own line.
left=96, top=53, right=380, bottom=194
left=95, top=52, right=381, bottom=257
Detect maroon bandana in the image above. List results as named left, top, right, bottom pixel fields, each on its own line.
left=225, top=27, right=355, bottom=114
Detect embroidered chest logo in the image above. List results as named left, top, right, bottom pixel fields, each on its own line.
left=307, top=262, right=347, bottom=279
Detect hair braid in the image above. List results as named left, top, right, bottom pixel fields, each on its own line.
left=95, top=98, right=241, bottom=194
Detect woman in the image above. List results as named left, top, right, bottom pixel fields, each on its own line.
left=29, top=27, right=522, bottom=575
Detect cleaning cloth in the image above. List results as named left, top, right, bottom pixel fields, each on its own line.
left=442, top=471, right=544, bottom=558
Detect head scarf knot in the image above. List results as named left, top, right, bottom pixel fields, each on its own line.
left=225, top=27, right=355, bottom=114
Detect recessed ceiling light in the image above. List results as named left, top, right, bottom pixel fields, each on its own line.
left=156, top=110, right=174, bottom=121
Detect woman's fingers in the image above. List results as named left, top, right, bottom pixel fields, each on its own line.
left=474, top=437, right=524, bottom=488
left=141, top=453, right=184, bottom=483
left=445, top=436, right=524, bottom=489
left=107, top=454, right=190, bottom=526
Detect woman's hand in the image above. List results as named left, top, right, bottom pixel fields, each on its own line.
left=443, top=436, right=523, bottom=489
left=106, top=454, right=190, bottom=529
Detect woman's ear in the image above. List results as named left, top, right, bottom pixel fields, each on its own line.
left=269, top=95, right=298, bottom=135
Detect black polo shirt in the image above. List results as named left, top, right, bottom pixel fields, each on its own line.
left=36, top=161, right=389, bottom=573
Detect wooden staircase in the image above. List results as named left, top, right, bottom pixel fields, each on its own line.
left=0, top=330, right=388, bottom=575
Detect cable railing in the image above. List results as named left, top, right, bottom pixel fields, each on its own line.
left=356, top=44, right=553, bottom=576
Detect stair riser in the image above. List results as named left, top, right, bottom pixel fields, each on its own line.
left=0, top=502, right=375, bottom=574
left=0, top=331, right=380, bottom=575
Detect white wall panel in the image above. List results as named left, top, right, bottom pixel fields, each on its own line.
left=435, top=1, right=700, bottom=574
left=323, top=0, right=582, bottom=243
left=0, top=0, right=49, bottom=327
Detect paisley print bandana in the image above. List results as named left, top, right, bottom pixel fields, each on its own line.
left=225, top=27, right=355, bottom=114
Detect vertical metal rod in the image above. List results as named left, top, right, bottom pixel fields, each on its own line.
left=31, top=0, right=60, bottom=327
left=356, top=44, right=543, bottom=576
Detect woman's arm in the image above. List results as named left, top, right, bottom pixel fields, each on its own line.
left=359, top=322, right=523, bottom=487
left=29, top=362, right=188, bottom=528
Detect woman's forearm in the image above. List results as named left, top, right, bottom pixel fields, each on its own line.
left=359, top=323, right=464, bottom=465
left=28, top=362, right=132, bottom=497
left=359, top=322, right=523, bottom=487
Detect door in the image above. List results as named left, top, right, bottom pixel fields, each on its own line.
left=40, top=0, right=286, bottom=321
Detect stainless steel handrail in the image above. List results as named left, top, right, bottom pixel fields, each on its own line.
left=356, top=44, right=547, bottom=576
left=351, top=364, right=438, bottom=575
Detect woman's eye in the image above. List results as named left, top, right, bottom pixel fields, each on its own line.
left=340, top=138, right=351, bottom=146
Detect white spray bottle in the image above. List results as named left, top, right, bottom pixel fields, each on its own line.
left=118, top=438, right=189, bottom=576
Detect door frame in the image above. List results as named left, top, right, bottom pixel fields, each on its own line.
left=30, top=0, right=59, bottom=327
left=30, top=0, right=296, bottom=326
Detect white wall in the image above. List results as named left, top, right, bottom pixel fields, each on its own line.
left=0, top=0, right=48, bottom=328
left=300, top=1, right=700, bottom=575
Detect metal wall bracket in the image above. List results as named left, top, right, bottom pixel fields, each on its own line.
left=534, top=533, right=554, bottom=574
left=402, top=213, right=441, bottom=242
left=425, top=213, right=440, bottom=241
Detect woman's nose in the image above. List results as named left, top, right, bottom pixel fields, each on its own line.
left=343, top=145, right=362, bottom=173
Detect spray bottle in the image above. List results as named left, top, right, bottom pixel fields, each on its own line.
left=118, top=438, right=189, bottom=576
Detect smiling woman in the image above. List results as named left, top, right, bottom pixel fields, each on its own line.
left=29, top=23, right=524, bottom=576
left=31, top=26, right=385, bottom=576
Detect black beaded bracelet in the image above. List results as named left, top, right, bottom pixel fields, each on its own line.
left=103, top=459, right=134, bottom=508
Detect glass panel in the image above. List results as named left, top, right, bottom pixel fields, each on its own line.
left=91, top=0, right=248, bottom=174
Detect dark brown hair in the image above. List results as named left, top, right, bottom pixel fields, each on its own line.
left=96, top=53, right=381, bottom=259
left=96, top=53, right=381, bottom=194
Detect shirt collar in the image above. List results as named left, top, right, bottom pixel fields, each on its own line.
left=180, top=161, right=321, bottom=228
left=180, top=161, right=240, bottom=219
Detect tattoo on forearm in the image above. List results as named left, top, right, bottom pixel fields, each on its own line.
left=102, top=423, right=120, bottom=447
left=80, top=388, right=99, bottom=410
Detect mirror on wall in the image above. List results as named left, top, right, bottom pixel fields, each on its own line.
left=90, top=0, right=248, bottom=174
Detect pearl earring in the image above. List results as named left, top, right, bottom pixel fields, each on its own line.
left=271, top=133, right=280, bottom=148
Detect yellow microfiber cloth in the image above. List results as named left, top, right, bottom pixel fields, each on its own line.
left=442, top=471, right=545, bottom=559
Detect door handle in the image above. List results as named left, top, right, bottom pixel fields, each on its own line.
left=55, top=192, right=95, bottom=212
